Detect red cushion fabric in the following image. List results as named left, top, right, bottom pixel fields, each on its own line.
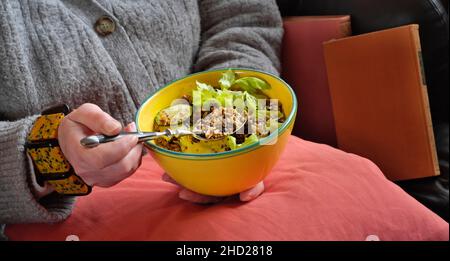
left=6, top=136, right=448, bottom=241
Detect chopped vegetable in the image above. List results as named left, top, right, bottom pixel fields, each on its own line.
left=153, top=70, right=285, bottom=153
left=155, top=104, right=191, bottom=126
left=218, top=69, right=236, bottom=90
left=234, top=77, right=270, bottom=94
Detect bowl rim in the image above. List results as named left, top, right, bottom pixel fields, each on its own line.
left=135, top=68, right=298, bottom=159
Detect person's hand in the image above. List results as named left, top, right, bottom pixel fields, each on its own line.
left=162, top=173, right=265, bottom=203
left=58, top=103, right=143, bottom=187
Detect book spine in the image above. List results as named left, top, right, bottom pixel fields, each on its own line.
left=339, top=20, right=352, bottom=37
left=410, top=25, right=440, bottom=176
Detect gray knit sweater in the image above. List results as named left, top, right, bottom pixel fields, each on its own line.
left=0, top=0, right=282, bottom=237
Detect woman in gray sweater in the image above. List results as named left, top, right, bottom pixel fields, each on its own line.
left=0, top=0, right=282, bottom=238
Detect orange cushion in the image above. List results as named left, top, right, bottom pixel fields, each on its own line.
left=6, top=136, right=448, bottom=240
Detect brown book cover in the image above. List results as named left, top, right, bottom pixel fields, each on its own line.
left=282, top=16, right=351, bottom=147
left=323, top=24, right=439, bottom=181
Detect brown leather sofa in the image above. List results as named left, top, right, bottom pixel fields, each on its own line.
left=276, top=0, right=449, bottom=221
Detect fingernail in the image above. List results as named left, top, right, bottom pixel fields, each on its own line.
left=105, top=120, right=121, bottom=133
left=247, top=192, right=257, bottom=200
left=130, top=122, right=136, bottom=131
left=240, top=192, right=256, bottom=202
left=240, top=195, right=250, bottom=202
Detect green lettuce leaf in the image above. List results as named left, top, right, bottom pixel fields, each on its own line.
left=227, top=136, right=237, bottom=150
left=219, top=69, right=236, bottom=90
left=245, top=92, right=257, bottom=112
left=194, top=81, right=218, bottom=109
left=215, top=89, right=235, bottom=107
left=196, top=81, right=215, bottom=92
left=238, top=134, right=259, bottom=148
left=266, top=118, right=281, bottom=134
left=234, top=77, right=270, bottom=94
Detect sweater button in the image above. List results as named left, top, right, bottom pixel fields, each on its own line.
left=94, top=16, right=116, bottom=36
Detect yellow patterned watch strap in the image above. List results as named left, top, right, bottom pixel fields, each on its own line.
left=48, top=175, right=91, bottom=195
left=26, top=105, right=91, bottom=196
left=27, top=113, right=65, bottom=142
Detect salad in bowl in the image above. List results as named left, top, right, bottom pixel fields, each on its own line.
left=136, top=68, right=297, bottom=196
left=152, top=69, right=286, bottom=154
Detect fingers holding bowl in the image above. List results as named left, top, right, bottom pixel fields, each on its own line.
left=239, top=181, right=265, bottom=202
left=161, top=173, right=264, bottom=204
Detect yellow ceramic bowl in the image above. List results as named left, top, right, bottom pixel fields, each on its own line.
left=136, top=68, right=297, bottom=196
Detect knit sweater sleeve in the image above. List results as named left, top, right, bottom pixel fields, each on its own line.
left=194, top=0, right=283, bottom=76
left=0, top=116, right=75, bottom=228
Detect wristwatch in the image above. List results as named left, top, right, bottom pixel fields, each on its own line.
left=25, top=105, right=91, bottom=196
